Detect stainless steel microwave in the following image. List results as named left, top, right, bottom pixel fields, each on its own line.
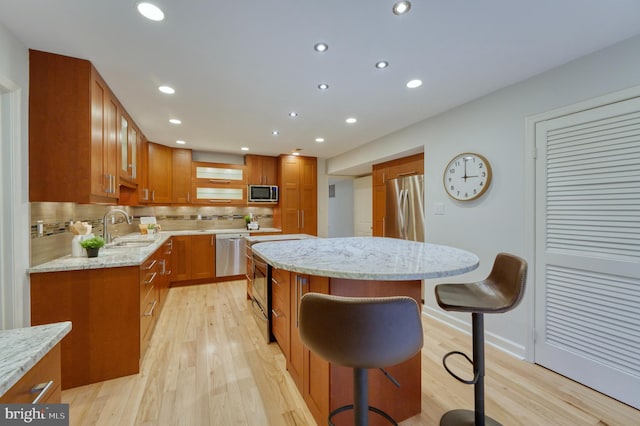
left=248, top=185, right=278, bottom=202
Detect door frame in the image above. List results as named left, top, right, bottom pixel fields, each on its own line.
left=0, top=74, right=29, bottom=329
left=523, top=84, right=640, bottom=362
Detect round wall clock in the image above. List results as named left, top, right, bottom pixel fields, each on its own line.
left=443, top=152, right=492, bottom=201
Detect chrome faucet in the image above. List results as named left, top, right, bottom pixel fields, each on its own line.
left=102, top=209, right=132, bottom=243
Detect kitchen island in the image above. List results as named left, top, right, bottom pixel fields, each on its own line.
left=0, top=322, right=71, bottom=403
left=251, top=237, right=478, bottom=425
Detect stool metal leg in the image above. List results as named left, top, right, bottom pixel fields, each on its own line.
left=440, top=313, right=501, bottom=426
left=354, top=368, right=368, bottom=425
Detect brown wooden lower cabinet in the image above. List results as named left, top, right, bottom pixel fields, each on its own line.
left=0, top=343, right=62, bottom=404
left=30, top=242, right=172, bottom=390
left=272, top=268, right=421, bottom=426
left=171, top=234, right=215, bottom=285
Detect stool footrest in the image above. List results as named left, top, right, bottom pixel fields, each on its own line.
left=329, top=404, right=398, bottom=426
left=442, top=350, right=479, bottom=385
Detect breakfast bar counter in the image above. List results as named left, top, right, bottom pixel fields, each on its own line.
left=251, top=236, right=479, bottom=280
left=251, top=237, right=478, bottom=425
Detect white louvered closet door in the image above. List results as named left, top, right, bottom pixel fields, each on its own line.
left=534, top=96, right=640, bottom=409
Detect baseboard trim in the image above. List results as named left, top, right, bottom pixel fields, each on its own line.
left=422, top=305, right=527, bottom=360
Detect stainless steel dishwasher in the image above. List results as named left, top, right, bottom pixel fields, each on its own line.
left=215, top=233, right=249, bottom=277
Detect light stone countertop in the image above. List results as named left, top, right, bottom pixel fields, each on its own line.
left=251, top=237, right=479, bottom=281
left=245, top=233, right=316, bottom=244
left=29, top=228, right=282, bottom=274
left=0, top=321, right=71, bottom=397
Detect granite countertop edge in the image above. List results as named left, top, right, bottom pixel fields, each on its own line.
left=29, top=228, right=282, bottom=274
left=251, top=237, right=480, bottom=281
left=0, top=321, right=72, bottom=397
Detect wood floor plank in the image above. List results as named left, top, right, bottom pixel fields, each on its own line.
left=62, top=280, right=639, bottom=425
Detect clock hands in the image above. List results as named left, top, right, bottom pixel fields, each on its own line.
left=463, top=157, right=468, bottom=182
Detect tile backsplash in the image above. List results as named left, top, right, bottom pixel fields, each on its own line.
left=30, top=202, right=275, bottom=266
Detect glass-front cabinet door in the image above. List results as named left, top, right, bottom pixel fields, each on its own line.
left=120, top=115, right=129, bottom=178
left=129, top=126, right=137, bottom=180
left=119, top=115, right=138, bottom=181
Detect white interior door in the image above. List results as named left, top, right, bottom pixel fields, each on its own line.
left=534, top=96, right=640, bottom=409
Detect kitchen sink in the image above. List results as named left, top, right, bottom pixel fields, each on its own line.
left=106, top=240, right=155, bottom=248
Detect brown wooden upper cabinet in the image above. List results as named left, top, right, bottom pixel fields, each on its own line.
left=191, top=161, right=247, bottom=205
left=245, top=154, right=278, bottom=185
left=147, top=142, right=173, bottom=204
left=278, top=155, right=317, bottom=235
left=172, top=148, right=193, bottom=204
left=118, top=112, right=139, bottom=184
left=29, top=50, right=121, bottom=203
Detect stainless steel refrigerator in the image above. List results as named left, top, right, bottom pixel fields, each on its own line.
left=384, top=175, right=425, bottom=241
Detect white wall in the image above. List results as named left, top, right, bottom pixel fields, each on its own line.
left=0, top=22, right=30, bottom=329
left=326, top=34, right=640, bottom=357
left=327, top=179, right=355, bottom=237
left=353, top=176, right=372, bottom=237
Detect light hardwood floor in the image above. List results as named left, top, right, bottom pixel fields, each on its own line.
left=62, top=280, right=640, bottom=425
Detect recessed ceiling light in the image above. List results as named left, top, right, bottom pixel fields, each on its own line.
left=375, top=61, right=389, bottom=69
left=241, top=147, right=249, bottom=151
left=315, top=138, right=325, bottom=143
left=158, top=85, right=175, bottom=94
left=292, top=152, right=300, bottom=156
left=392, top=1, right=411, bottom=15
left=289, top=112, right=298, bottom=118
left=169, top=118, right=181, bottom=124
left=176, top=140, right=186, bottom=145
left=406, top=79, right=423, bottom=89
left=314, top=42, right=328, bottom=53
left=272, top=130, right=279, bottom=135
left=137, top=2, right=165, bottom=21
left=317, top=83, right=329, bottom=90
left=346, top=117, right=357, bottom=124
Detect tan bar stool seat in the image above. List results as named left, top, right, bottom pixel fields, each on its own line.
left=299, top=293, right=423, bottom=426
left=435, top=252, right=527, bottom=426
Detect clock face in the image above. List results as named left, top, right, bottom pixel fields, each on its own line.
left=443, top=153, right=492, bottom=201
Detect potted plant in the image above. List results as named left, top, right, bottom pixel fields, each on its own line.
left=244, top=215, right=251, bottom=229
left=80, top=236, right=105, bottom=258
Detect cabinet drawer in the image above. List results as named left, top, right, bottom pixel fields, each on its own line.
left=140, top=286, right=158, bottom=357
left=271, top=308, right=289, bottom=356
left=0, top=344, right=61, bottom=404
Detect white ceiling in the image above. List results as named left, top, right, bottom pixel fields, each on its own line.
left=2, top=0, right=640, bottom=162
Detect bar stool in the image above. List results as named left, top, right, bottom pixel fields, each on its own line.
left=299, top=293, right=423, bottom=426
left=435, top=252, right=527, bottom=426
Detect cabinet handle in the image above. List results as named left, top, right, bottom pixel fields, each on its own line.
left=151, top=190, right=155, bottom=202
left=30, top=381, right=54, bottom=404
left=143, top=300, right=158, bottom=317
left=160, top=259, right=166, bottom=275
left=272, top=277, right=279, bottom=285
left=295, top=275, right=308, bottom=328
left=208, top=199, right=232, bottom=203
left=144, top=272, right=157, bottom=285
left=297, top=211, right=300, bottom=229
left=272, top=309, right=280, bottom=319
left=143, top=260, right=157, bottom=270
left=382, top=217, right=385, bottom=237
left=397, top=171, right=418, bottom=177
left=187, top=192, right=191, bottom=203
left=208, top=179, right=231, bottom=184
left=301, top=210, right=305, bottom=229
left=142, top=188, right=149, bottom=201
left=111, top=175, right=116, bottom=193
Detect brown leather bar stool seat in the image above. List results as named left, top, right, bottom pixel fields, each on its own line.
left=435, top=252, right=527, bottom=426
left=299, top=293, right=423, bottom=426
